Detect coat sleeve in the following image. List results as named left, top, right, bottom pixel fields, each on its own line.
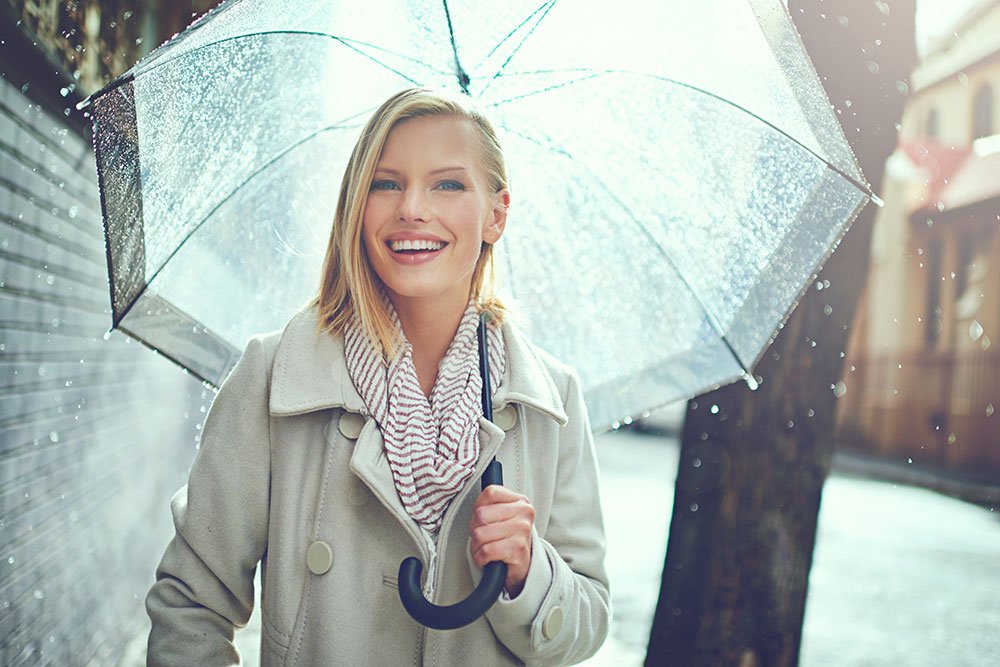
left=473, top=367, right=612, bottom=666
left=145, top=336, right=271, bottom=666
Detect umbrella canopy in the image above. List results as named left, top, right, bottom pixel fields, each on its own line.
left=85, top=0, right=872, bottom=432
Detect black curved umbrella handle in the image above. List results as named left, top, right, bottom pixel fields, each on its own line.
left=397, top=313, right=506, bottom=629
left=398, top=460, right=508, bottom=630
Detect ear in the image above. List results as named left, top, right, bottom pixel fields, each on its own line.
left=483, top=189, right=510, bottom=244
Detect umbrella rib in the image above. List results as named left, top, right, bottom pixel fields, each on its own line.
left=498, top=122, right=752, bottom=377
left=85, top=30, right=435, bottom=105
left=441, top=0, right=472, bottom=94
left=482, top=72, right=602, bottom=107
left=135, top=110, right=376, bottom=318
left=487, top=66, right=875, bottom=200
left=472, top=0, right=557, bottom=95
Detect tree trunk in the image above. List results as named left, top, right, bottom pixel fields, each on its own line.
left=645, top=2, right=917, bottom=665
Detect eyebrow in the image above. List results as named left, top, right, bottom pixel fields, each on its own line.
left=374, top=166, right=468, bottom=176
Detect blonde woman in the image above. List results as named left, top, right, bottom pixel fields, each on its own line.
left=146, top=87, right=611, bottom=666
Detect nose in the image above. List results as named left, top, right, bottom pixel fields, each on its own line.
left=397, top=186, right=431, bottom=224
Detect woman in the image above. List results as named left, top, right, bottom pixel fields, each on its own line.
left=146, top=87, right=610, bottom=666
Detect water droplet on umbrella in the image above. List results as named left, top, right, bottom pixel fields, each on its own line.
left=102, top=331, right=111, bottom=341
left=823, top=305, right=833, bottom=316
left=692, top=458, right=702, bottom=468
left=907, top=458, right=913, bottom=464
left=689, top=503, right=699, bottom=512
left=987, top=404, right=995, bottom=417
left=833, top=382, right=847, bottom=398
left=710, top=404, right=719, bottom=414
left=969, top=320, right=984, bottom=341
left=896, top=80, right=909, bottom=95
left=947, top=433, right=957, bottom=445
left=33, top=590, right=43, bottom=600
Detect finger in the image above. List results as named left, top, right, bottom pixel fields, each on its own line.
left=469, top=497, right=535, bottom=530
left=471, top=532, right=533, bottom=570
left=475, top=484, right=530, bottom=508
left=470, top=515, right=533, bottom=550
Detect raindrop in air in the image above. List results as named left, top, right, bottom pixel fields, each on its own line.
left=102, top=331, right=111, bottom=341
left=710, top=405, right=719, bottom=414
left=907, top=458, right=913, bottom=464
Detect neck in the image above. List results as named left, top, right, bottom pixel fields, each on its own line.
left=387, top=288, right=472, bottom=395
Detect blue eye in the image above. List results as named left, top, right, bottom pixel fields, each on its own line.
left=370, top=180, right=399, bottom=191
left=439, top=180, right=465, bottom=191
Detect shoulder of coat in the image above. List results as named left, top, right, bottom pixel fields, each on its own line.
left=502, top=322, right=579, bottom=404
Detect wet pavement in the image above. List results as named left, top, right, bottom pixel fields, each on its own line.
left=120, top=427, right=1000, bottom=666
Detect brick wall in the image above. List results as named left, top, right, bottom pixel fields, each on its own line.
left=0, top=65, right=207, bottom=665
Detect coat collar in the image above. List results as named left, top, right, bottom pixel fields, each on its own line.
left=268, top=303, right=568, bottom=426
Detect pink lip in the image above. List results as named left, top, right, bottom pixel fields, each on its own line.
left=388, top=248, right=445, bottom=265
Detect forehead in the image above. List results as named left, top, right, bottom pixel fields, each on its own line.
left=378, top=115, right=483, bottom=169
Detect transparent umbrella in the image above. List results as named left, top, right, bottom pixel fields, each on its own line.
left=83, top=0, right=873, bottom=437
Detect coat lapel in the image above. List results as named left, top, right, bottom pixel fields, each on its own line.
left=269, top=303, right=568, bottom=424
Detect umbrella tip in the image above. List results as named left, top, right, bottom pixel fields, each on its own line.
left=742, top=373, right=760, bottom=391
left=870, top=192, right=886, bottom=208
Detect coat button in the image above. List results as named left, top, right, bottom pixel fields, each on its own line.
left=338, top=412, right=365, bottom=439
left=306, top=541, right=333, bottom=575
left=494, top=405, right=517, bottom=431
left=542, top=606, right=563, bottom=640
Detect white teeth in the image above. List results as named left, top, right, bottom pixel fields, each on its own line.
left=390, top=239, right=445, bottom=252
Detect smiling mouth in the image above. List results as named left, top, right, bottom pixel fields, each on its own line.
left=387, top=239, right=448, bottom=254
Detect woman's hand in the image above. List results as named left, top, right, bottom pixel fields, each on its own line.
left=468, top=484, right=535, bottom=598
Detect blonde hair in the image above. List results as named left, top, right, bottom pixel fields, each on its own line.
left=309, top=87, right=510, bottom=357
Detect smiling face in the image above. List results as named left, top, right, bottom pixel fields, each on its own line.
left=362, top=114, right=509, bottom=315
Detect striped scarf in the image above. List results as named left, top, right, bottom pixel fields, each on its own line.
left=344, top=294, right=505, bottom=533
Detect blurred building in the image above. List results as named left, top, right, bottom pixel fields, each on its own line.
left=838, top=0, right=1000, bottom=474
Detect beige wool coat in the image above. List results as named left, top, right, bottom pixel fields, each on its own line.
left=146, top=303, right=611, bottom=666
